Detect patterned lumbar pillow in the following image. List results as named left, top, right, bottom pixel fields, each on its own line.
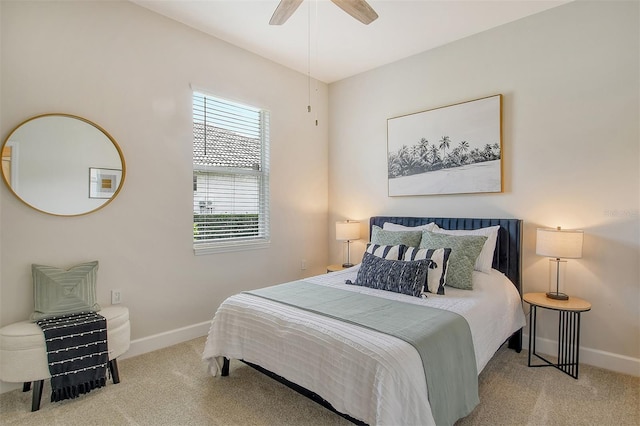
left=370, top=225, right=422, bottom=247
left=366, top=243, right=407, bottom=260
left=31, top=261, right=101, bottom=321
left=347, top=252, right=432, bottom=298
left=403, top=247, right=452, bottom=295
left=420, top=231, right=487, bottom=290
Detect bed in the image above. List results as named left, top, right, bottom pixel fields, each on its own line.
left=203, top=216, right=525, bottom=425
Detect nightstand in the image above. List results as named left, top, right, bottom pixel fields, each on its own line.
left=523, top=292, right=591, bottom=379
left=326, top=264, right=345, bottom=273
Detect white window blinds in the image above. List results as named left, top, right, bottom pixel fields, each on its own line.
left=193, top=92, right=270, bottom=253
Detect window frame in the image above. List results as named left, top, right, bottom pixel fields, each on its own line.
left=192, top=91, right=270, bottom=255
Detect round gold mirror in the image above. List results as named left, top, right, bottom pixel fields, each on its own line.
left=1, top=114, right=125, bottom=216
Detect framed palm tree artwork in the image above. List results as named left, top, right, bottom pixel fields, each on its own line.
left=387, top=94, right=502, bottom=196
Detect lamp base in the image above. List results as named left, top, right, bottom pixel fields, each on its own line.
left=342, top=263, right=354, bottom=268
left=546, top=291, right=569, bottom=300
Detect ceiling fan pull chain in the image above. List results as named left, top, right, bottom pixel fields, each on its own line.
left=307, top=0, right=311, bottom=115
left=314, top=0, right=318, bottom=126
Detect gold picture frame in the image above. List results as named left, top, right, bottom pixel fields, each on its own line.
left=387, top=94, right=502, bottom=196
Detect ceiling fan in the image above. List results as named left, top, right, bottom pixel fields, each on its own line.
left=269, top=0, right=379, bottom=25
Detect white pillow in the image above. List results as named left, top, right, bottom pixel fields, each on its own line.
left=383, top=222, right=436, bottom=232
left=431, top=225, right=500, bottom=273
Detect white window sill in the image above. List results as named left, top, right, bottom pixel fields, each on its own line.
left=193, top=239, right=270, bottom=255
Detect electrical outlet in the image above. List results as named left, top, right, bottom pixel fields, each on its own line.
left=111, top=289, right=122, bottom=305
left=300, top=259, right=307, bottom=270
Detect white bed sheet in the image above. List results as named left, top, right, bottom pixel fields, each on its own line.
left=202, top=266, right=525, bottom=426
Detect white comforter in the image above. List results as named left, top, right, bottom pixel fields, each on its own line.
left=203, top=267, right=525, bottom=426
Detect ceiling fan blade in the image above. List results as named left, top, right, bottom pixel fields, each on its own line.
left=269, top=0, right=304, bottom=25
left=331, top=0, right=379, bottom=25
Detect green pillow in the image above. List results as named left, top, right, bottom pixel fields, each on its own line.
left=371, top=225, right=422, bottom=247
left=420, top=231, right=487, bottom=290
left=31, top=261, right=101, bottom=321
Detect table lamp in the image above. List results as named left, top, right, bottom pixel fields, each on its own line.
left=336, top=220, right=360, bottom=267
left=536, top=226, right=584, bottom=300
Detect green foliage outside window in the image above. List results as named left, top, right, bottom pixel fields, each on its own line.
left=193, top=214, right=259, bottom=241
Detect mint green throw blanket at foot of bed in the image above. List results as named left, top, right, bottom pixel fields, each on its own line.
left=245, top=280, right=479, bottom=426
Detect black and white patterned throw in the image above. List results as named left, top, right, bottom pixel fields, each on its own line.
left=36, top=312, right=108, bottom=402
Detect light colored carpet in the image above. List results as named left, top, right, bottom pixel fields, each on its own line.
left=0, top=336, right=638, bottom=425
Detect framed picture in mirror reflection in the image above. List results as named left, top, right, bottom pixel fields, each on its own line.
left=89, top=167, right=121, bottom=199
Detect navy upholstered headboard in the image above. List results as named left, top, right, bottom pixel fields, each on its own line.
left=369, top=216, right=523, bottom=295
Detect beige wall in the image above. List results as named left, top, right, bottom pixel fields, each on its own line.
left=0, top=1, right=329, bottom=338
left=328, top=0, right=639, bottom=370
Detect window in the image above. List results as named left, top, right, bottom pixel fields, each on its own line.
left=193, top=92, right=270, bottom=254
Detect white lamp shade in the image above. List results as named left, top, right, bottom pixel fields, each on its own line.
left=336, top=221, right=361, bottom=241
left=536, top=227, right=584, bottom=259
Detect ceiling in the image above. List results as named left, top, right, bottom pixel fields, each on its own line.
left=131, top=0, right=571, bottom=84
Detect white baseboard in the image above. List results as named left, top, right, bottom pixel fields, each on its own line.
left=523, top=333, right=640, bottom=377
left=120, top=320, right=211, bottom=360
left=0, top=321, right=211, bottom=395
